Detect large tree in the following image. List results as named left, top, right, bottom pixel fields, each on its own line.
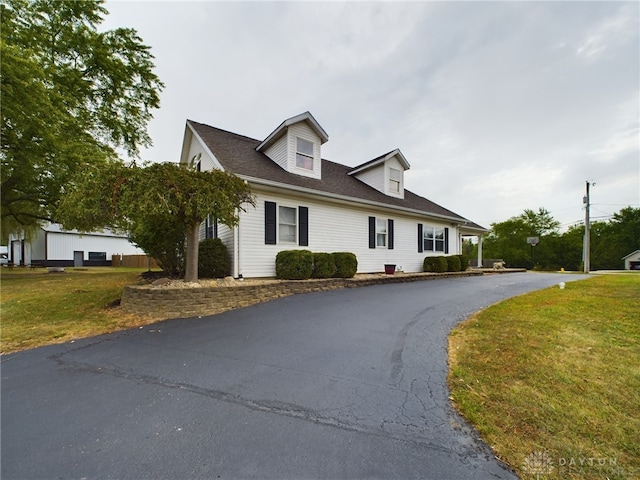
left=591, top=207, right=640, bottom=270
left=57, top=162, right=255, bottom=282
left=1, top=0, right=163, bottom=241
left=483, top=208, right=560, bottom=268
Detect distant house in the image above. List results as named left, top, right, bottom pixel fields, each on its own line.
left=180, top=111, right=488, bottom=278
left=622, top=250, right=640, bottom=270
left=8, top=223, right=144, bottom=267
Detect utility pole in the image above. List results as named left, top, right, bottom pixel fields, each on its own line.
left=582, top=181, right=593, bottom=273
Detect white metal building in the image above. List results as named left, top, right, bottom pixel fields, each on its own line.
left=8, top=223, right=144, bottom=267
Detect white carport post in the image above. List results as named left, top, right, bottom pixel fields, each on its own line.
left=477, top=235, right=483, bottom=269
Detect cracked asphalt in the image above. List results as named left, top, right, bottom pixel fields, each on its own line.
left=1, top=272, right=587, bottom=479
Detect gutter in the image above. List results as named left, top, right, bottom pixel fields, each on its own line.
left=239, top=174, right=488, bottom=231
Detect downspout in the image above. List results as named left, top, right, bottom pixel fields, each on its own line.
left=233, top=207, right=241, bottom=279
left=233, top=224, right=240, bottom=279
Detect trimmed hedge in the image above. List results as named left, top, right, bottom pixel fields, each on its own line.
left=332, top=252, right=358, bottom=278
left=424, top=255, right=448, bottom=273
left=458, top=253, right=469, bottom=271
left=198, top=238, right=229, bottom=278
left=312, top=252, right=337, bottom=279
left=446, top=255, right=461, bottom=272
left=276, top=250, right=314, bottom=280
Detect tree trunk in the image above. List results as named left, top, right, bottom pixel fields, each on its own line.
left=184, top=222, right=200, bottom=283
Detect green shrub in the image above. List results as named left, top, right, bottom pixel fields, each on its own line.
left=198, top=238, right=229, bottom=278
left=458, top=254, right=469, bottom=271
left=332, top=252, right=358, bottom=278
left=424, top=255, right=447, bottom=273
left=312, top=252, right=337, bottom=278
left=276, top=250, right=313, bottom=280
left=446, top=255, right=461, bottom=272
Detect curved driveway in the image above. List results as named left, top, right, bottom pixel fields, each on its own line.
left=1, top=272, right=586, bottom=479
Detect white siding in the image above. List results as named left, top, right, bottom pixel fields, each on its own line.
left=263, top=134, right=288, bottom=171
left=353, top=156, right=406, bottom=199
left=353, top=165, right=385, bottom=194
left=46, top=232, right=144, bottom=261
left=186, top=132, right=220, bottom=172
left=237, top=188, right=457, bottom=278
left=217, top=223, right=235, bottom=275
left=30, top=230, right=46, bottom=261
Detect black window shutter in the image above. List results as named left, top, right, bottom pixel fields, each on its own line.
left=368, top=216, right=376, bottom=249
left=298, top=206, right=308, bottom=246
left=265, top=201, right=276, bottom=245
left=418, top=224, right=423, bottom=253
left=213, top=217, right=218, bottom=239
left=444, top=227, right=449, bottom=254
left=388, top=219, right=394, bottom=250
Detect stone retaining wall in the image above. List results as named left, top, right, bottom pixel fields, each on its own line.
left=122, top=270, right=486, bottom=319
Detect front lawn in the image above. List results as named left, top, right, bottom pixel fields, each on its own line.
left=0, top=267, right=158, bottom=353
left=448, top=274, right=640, bottom=479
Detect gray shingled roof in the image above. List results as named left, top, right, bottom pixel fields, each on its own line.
left=188, top=120, right=487, bottom=231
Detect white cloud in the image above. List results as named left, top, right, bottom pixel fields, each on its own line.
left=576, top=3, right=638, bottom=61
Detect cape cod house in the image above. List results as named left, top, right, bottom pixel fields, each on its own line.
left=179, top=112, right=487, bottom=278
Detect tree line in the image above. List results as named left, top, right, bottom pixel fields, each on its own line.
left=468, top=207, right=640, bottom=270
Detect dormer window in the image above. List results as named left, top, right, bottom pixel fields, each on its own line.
left=348, top=149, right=409, bottom=199
left=296, top=137, right=314, bottom=170
left=256, top=112, right=327, bottom=180
left=389, top=168, right=401, bottom=193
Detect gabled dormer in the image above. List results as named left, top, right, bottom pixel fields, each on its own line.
left=256, top=112, right=328, bottom=180
left=348, top=149, right=410, bottom=199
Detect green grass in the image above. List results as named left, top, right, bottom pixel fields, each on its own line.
left=448, top=274, right=640, bottom=479
left=0, top=267, right=160, bottom=353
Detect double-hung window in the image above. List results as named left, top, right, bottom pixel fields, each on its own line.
left=205, top=215, right=217, bottom=239
left=389, top=168, right=401, bottom=193
left=296, top=137, right=314, bottom=170
left=369, top=217, right=394, bottom=249
left=420, top=225, right=447, bottom=253
left=265, top=201, right=309, bottom=246
left=279, top=206, right=297, bottom=243
left=376, top=218, right=387, bottom=247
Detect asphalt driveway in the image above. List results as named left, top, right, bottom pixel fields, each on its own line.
left=1, top=272, right=587, bottom=479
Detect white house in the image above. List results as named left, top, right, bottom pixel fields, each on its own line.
left=8, top=223, right=145, bottom=267
left=622, top=250, right=640, bottom=270
left=179, top=112, right=487, bottom=278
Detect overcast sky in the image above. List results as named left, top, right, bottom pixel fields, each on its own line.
left=103, top=1, right=639, bottom=230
